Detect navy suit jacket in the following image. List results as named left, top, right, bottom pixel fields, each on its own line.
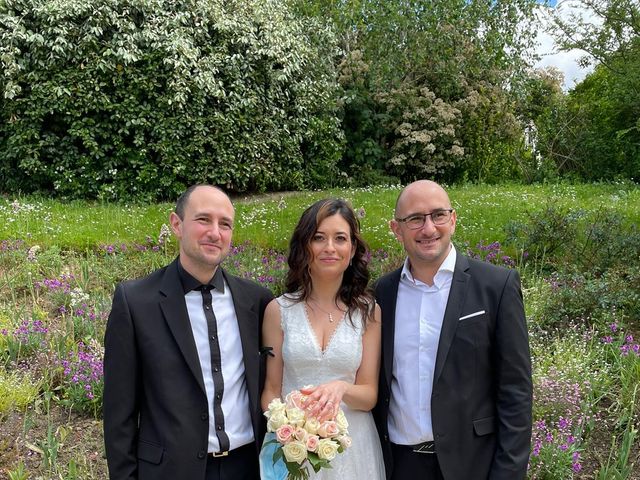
left=373, top=254, right=532, bottom=480
left=103, top=259, right=273, bottom=480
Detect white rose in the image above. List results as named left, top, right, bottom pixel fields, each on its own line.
left=335, top=409, right=349, bottom=434
left=286, top=407, right=306, bottom=428
left=267, top=412, right=287, bottom=432
left=266, top=398, right=286, bottom=418
left=282, top=440, right=308, bottom=464
left=304, top=417, right=321, bottom=435
left=317, top=438, right=339, bottom=461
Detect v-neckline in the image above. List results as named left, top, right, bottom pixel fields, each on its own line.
left=302, top=303, right=345, bottom=355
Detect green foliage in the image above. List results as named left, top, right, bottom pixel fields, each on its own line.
left=378, top=86, right=464, bottom=182
left=289, top=0, right=540, bottom=185
left=6, top=461, right=29, bottom=480
left=596, top=421, right=638, bottom=480
left=0, top=369, right=40, bottom=414
left=0, top=184, right=639, bottom=477
left=0, top=0, right=343, bottom=200
left=57, top=340, right=104, bottom=417
left=335, top=50, right=390, bottom=187
left=545, top=0, right=640, bottom=182
left=564, top=60, right=639, bottom=180
left=506, top=204, right=640, bottom=275
left=507, top=204, right=640, bottom=331
left=455, top=84, right=524, bottom=183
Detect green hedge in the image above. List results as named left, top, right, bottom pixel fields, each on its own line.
left=0, top=0, right=343, bottom=200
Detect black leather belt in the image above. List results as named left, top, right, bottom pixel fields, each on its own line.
left=411, top=441, right=436, bottom=454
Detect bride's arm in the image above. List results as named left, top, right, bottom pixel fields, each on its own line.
left=303, top=303, right=382, bottom=418
left=261, top=299, right=284, bottom=412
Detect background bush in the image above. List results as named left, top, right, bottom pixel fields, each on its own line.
left=506, top=204, right=640, bottom=332
left=0, top=0, right=343, bottom=200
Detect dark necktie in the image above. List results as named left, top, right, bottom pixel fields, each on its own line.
left=197, top=285, right=230, bottom=453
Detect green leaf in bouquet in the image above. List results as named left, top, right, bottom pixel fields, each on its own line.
left=273, top=445, right=284, bottom=463
left=284, top=460, right=310, bottom=479
left=307, top=452, right=332, bottom=473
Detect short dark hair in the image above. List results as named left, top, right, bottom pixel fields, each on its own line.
left=174, top=184, right=228, bottom=219
left=285, top=198, right=374, bottom=327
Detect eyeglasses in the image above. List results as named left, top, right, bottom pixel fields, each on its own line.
left=395, top=209, right=454, bottom=230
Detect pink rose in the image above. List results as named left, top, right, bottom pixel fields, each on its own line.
left=294, top=426, right=308, bottom=442
left=285, top=390, right=307, bottom=410
left=337, top=434, right=352, bottom=449
left=317, top=420, right=340, bottom=438
left=306, top=435, right=320, bottom=452
left=276, top=424, right=295, bottom=444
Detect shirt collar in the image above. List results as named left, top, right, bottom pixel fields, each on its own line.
left=401, top=244, right=457, bottom=285
left=177, top=258, right=225, bottom=294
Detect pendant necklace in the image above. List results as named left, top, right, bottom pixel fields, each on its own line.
left=308, top=299, right=343, bottom=323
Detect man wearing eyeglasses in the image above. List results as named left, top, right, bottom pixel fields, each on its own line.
left=373, top=180, right=532, bottom=480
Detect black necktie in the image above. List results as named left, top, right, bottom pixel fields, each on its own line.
left=197, top=285, right=230, bottom=453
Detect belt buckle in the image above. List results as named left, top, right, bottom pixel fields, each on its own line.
left=412, top=442, right=435, bottom=454
left=211, top=451, right=229, bottom=458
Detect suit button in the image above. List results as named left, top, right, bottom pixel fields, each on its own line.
left=383, top=434, right=388, bottom=441
left=385, top=397, right=390, bottom=404
left=217, top=425, right=222, bottom=431
left=201, top=413, right=208, bottom=421
left=198, top=451, right=205, bottom=459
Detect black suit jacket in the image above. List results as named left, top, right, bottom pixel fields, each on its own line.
left=103, top=259, right=273, bottom=480
left=373, top=254, right=532, bottom=480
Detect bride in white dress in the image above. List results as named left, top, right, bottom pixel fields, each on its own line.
left=261, top=198, right=386, bottom=479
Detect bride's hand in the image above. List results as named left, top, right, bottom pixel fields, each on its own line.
left=300, top=381, right=348, bottom=422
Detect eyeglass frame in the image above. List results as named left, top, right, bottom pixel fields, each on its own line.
left=395, top=209, right=454, bottom=230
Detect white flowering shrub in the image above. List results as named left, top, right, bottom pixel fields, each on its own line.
left=378, top=86, right=464, bottom=180
left=0, top=0, right=343, bottom=200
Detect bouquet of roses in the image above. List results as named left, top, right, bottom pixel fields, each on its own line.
left=262, top=390, right=352, bottom=480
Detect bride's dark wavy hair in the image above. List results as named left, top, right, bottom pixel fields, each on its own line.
left=285, top=198, right=374, bottom=327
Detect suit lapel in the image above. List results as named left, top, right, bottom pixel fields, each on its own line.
left=434, top=254, right=470, bottom=386
left=380, top=268, right=402, bottom=391
left=224, top=271, right=260, bottom=415
left=159, top=259, right=207, bottom=395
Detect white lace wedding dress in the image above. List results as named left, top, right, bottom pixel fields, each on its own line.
left=278, top=295, right=386, bottom=480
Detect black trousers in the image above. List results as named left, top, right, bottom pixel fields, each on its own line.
left=390, top=443, right=445, bottom=480
left=205, top=443, right=259, bottom=480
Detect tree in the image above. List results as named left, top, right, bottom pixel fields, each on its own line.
left=547, top=0, right=640, bottom=180
left=289, top=0, right=541, bottom=184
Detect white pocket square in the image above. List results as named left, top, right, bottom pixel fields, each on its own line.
left=459, top=310, right=486, bottom=321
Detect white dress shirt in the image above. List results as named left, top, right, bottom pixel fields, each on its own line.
left=184, top=274, right=254, bottom=452
left=388, top=245, right=457, bottom=445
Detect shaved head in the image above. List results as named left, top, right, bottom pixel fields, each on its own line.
left=394, top=180, right=452, bottom=218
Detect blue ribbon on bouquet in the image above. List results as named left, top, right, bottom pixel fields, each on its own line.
left=259, top=432, right=288, bottom=480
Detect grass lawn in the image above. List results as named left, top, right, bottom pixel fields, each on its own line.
left=0, top=181, right=639, bottom=479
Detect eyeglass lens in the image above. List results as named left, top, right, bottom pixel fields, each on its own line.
left=405, top=210, right=451, bottom=229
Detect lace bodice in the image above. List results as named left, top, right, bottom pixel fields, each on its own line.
left=278, top=295, right=363, bottom=396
